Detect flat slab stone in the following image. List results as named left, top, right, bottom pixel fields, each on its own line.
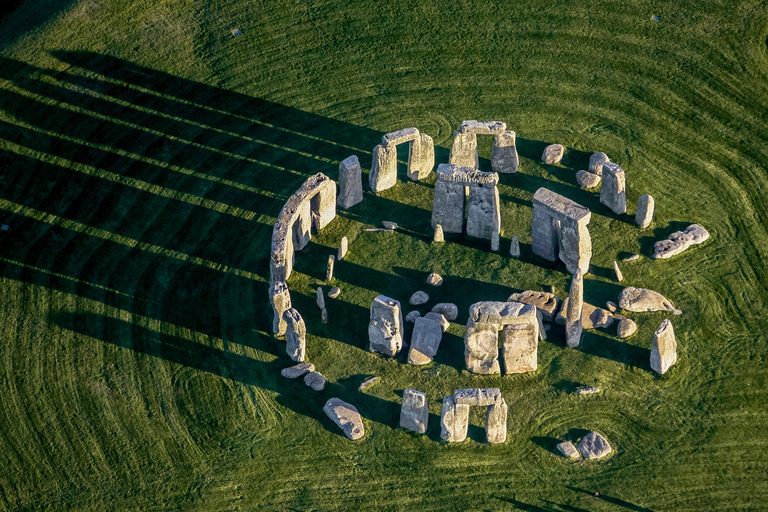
left=454, top=387, right=501, bottom=406
left=460, top=120, right=507, bottom=134
left=408, top=317, right=443, bottom=365
left=556, top=299, right=614, bottom=329
left=399, top=389, right=428, bottom=433
left=618, top=287, right=681, bottom=314
left=304, top=371, right=326, bottom=391
left=323, top=398, right=365, bottom=440
left=281, top=362, right=315, bottom=379
left=382, top=127, right=419, bottom=146
left=578, top=432, right=612, bottom=459
left=652, top=224, right=709, bottom=259
left=409, top=291, right=429, bottom=305
left=651, top=319, right=677, bottom=374
left=508, top=290, right=560, bottom=322
left=542, top=144, right=565, bottom=164
left=358, top=376, right=379, bottom=392
left=574, top=387, right=601, bottom=395
left=576, top=170, right=601, bottom=189
left=432, top=303, right=458, bottom=321
left=557, top=441, right=581, bottom=459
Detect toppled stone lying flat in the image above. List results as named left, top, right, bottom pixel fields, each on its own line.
left=281, top=362, right=315, bottom=379
left=399, top=389, right=428, bottom=433
left=424, top=311, right=449, bottom=331
left=556, top=299, right=614, bottom=329
left=508, top=290, right=560, bottom=322
left=427, top=272, right=443, bottom=286
left=454, top=387, right=501, bottom=406
left=323, top=398, right=365, bottom=440
left=542, top=144, right=565, bottom=164
left=576, top=170, right=601, bottom=189
left=557, top=441, right=581, bottom=459
left=578, top=432, right=612, bottom=459
left=382, top=221, right=398, bottom=230
left=624, top=254, right=640, bottom=261
left=652, top=224, right=709, bottom=259
left=574, top=387, right=601, bottom=395
left=304, top=371, right=326, bottom=391
left=606, top=301, right=617, bottom=312
left=405, top=311, right=421, bottom=323
left=618, top=287, right=681, bottom=314
left=432, top=303, right=458, bottom=321
left=589, top=152, right=610, bottom=175
left=409, top=291, right=429, bottom=305
left=358, top=376, right=379, bottom=392
left=408, top=317, right=443, bottom=365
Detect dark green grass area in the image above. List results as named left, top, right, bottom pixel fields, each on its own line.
left=0, top=0, right=767, bottom=509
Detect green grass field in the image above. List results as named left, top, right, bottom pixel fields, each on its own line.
left=0, top=0, right=767, bottom=509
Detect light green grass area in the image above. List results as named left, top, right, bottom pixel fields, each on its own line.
left=0, top=0, right=767, bottom=509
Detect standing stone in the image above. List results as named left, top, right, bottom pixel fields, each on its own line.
left=432, top=176, right=466, bottom=233
left=486, top=399, right=508, bottom=444
left=531, top=188, right=592, bottom=275
left=636, top=194, right=654, bottom=228
left=433, top=224, right=445, bottom=243
left=464, top=321, right=501, bottom=374
left=578, top=432, right=612, bottom=459
left=399, top=389, right=429, bottom=433
left=600, top=162, right=627, bottom=215
left=283, top=308, right=306, bottom=362
left=316, top=287, right=325, bottom=310
left=408, top=132, right=435, bottom=180
left=510, top=235, right=520, bottom=258
left=369, top=144, right=398, bottom=193
left=337, top=236, right=348, bottom=260
left=337, top=155, right=363, bottom=208
left=270, top=281, right=291, bottom=336
left=589, top=152, right=610, bottom=175
left=491, top=130, right=519, bottom=173
left=368, top=295, right=404, bottom=356
left=466, top=183, right=500, bottom=240
left=651, top=319, right=677, bottom=374
left=321, top=308, right=328, bottom=324
left=323, top=398, right=365, bottom=440
left=613, top=260, right=623, bottom=282
left=449, top=131, right=478, bottom=168
left=491, top=231, right=500, bottom=251
left=501, top=321, right=539, bottom=373
left=408, top=317, right=443, bottom=365
left=326, top=255, right=335, bottom=282
left=566, top=269, right=584, bottom=348
left=440, top=395, right=470, bottom=442
left=541, top=144, right=565, bottom=164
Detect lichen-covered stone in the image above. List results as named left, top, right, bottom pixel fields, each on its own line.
left=576, top=170, right=601, bottom=189
left=368, top=295, right=404, bottom=356
left=600, top=162, right=627, bottom=215
left=454, top=388, right=502, bottom=406
left=557, top=298, right=614, bottom=329
left=358, top=376, right=379, bottom=392
left=636, top=194, right=654, bottom=228
left=589, top=152, right=610, bottom=175
left=440, top=395, right=469, bottom=442
left=424, top=312, right=449, bottom=331
left=618, top=287, right=681, bottom=314
left=408, top=317, right=443, bottom=365
left=616, top=316, right=637, bottom=338
left=486, top=398, right=508, bottom=444
left=491, top=130, right=519, bottom=174
left=542, top=144, right=565, bottom=164
left=337, top=236, right=348, bottom=260
left=502, top=320, right=539, bottom=373
left=405, top=310, right=421, bottom=323
left=613, top=260, right=623, bottom=282
left=459, top=120, right=506, bottom=134
left=408, top=132, right=435, bottom=181
left=466, top=183, right=500, bottom=241
left=369, top=144, right=397, bottom=193
left=566, top=269, right=584, bottom=348
left=557, top=441, right=581, bottom=459
left=574, top=387, right=600, bottom=395
left=382, top=127, right=419, bottom=147
left=532, top=188, right=592, bottom=275
left=652, top=224, right=709, bottom=259
left=399, top=389, right=428, bottom=433
left=270, top=281, right=291, bottom=336
left=328, top=287, right=341, bottom=299
left=507, top=290, right=560, bottom=322
left=283, top=308, right=306, bottom=362
left=338, top=156, right=363, bottom=208
left=651, top=319, right=677, bottom=374
left=578, top=432, right=612, bottom=459
left=510, top=235, right=520, bottom=257
left=326, top=255, right=335, bottom=282
left=323, top=398, right=365, bottom=440
left=426, top=272, right=443, bottom=286
left=449, top=131, right=479, bottom=168
left=433, top=224, right=444, bottom=243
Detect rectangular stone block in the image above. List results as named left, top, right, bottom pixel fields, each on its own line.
left=651, top=319, right=677, bottom=374
left=368, top=295, right=403, bottom=356
left=491, top=130, right=519, bottom=173
left=292, top=199, right=312, bottom=251
left=369, top=144, right=398, bottom=193
left=269, top=281, right=291, bottom=336
left=466, top=183, right=500, bottom=240
left=486, top=398, right=508, bottom=444
left=432, top=180, right=465, bottom=233
left=559, top=217, right=592, bottom=275
left=338, top=155, right=363, bottom=209
left=382, top=127, right=419, bottom=146
left=310, top=179, right=336, bottom=230
left=600, top=162, right=627, bottom=215
left=464, top=321, right=500, bottom=374
left=459, top=120, right=507, bottom=135
left=399, top=389, right=428, bottom=433
left=531, top=207, right=558, bottom=263
left=449, top=131, right=478, bottom=168
left=440, top=395, right=469, bottom=442
left=454, top=387, right=501, bottom=406
left=283, top=308, right=306, bottom=362
left=407, top=132, right=434, bottom=181
left=408, top=317, right=443, bottom=365
left=502, top=321, right=538, bottom=373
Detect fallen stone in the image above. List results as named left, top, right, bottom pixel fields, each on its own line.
left=589, top=152, right=610, bottom=175
left=613, top=260, right=623, bottom=282
left=616, top=317, right=638, bottom=338
left=578, top=432, right=612, bottom=459
left=600, top=162, right=627, bottom=215
left=304, top=371, right=326, bottom=391
left=510, top=235, right=520, bottom=257
left=337, top=236, right=348, bottom=260
left=440, top=395, right=469, bottom=442
left=362, top=227, right=393, bottom=232
left=426, top=272, right=443, bottom=286
left=576, top=170, right=601, bottom=189
left=606, top=301, right=617, bottom=312
left=574, top=387, right=600, bottom=395
left=409, top=291, right=429, bottom=305
left=368, top=295, right=404, bottom=356
left=408, top=317, right=443, bottom=365
left=337, top=156, right=363, bottom=208
left=283, top=308, right=306, bottom=362
left=328, top=287, right=341, bottom=299
left=486, top=399, right=508, bottom=444
left=454, top=387, right=501, bottom=406
left=358, top=376, right=379, bottom=392
left=433, top=224, right=444, bottom=243
left=326, top=255, right=335, bottom=281
left=624, top=254, right=640, bottom=261
left=281, top=362, right=315, bottom=379
left=316, top=287, right=325, bottom=310
left=652, top=224, right=709, bottom=259
left=321, top=308, right=328, bottom=324
left=424, top=311, right=449, bottom=332
left=651, top=319, right=677, bottom=374
left=405, top=311, right=421, bottom=323
left=323, top=398, right=364, bottom=440
left=399, top=389, right=428, bottom=433
left=542, top=144, right=565, bottom=164
left=508, top=290, right=560, bottom=322
left=382, top=221, right=398, bottom=230
left=557, top=298, right=615, bottom=329
left=432, top=303, right=458, bottom=321
left=636, top=194, right=654, bottom=228
left=557, top=441, right=581, bottom=459
left=618, top=287, right=681, bottom=314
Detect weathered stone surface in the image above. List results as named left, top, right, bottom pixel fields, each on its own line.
left=542, top=144, right=565, bottom=164
left=606, top=301, right=617, bottom=312
left=408, top=132, right=435, bottom=181
left=337, top=236, right=348, bottom=260
left=651, top=319, right=677, bottom=374
left=408, top=317, right=443, bottom=365
left=304, top=371, right=326, bottom=391
left=440, top=396, right=469, bottom=442
left=281, top=362, right=314, bottom=379
left=508, top=290, right=560, bottom=322
left=652, top=224, right=710, bottom=259
left=491, top=130, right=519, bottom=174
left=465, top=301, right=538, bottom=375
left=424, top=311, right=449, bottom=331
left=427, top=272, right=443, bottom=286
left=502, top=320, right=539, bottom=373
left=399, top=389, right=428, bottom=433
left=557, top=298, right=614, bottom=329
left=464, top=321, right=501, bottom=374
left=466, top=183, right=500, bottom=240
left=382, top=127, right=419, bottom=147
left=600, top=162, right=627, bottom=215
left=326, top=255, right=335, bottom=282
left=405, top=310, right=421, bottom=323
left=433, top=224, right=444, bottom=243
left=409, top=291, right=429, bottom=305
left=316, top=287, right=325, bottom=310
left=328, top=287, right=341, bottom=299
left=536, top=310, right=547, bottom=341
left=449, top=131, right=479, bottom=168
left=454, top=387, right=502, bottom=406
left=624, top=254, right=640, bottom=261
left=323, top=398, right=364, bottom=440
left=566, top=269, right=584, bottom=348
left=636, top=194, right=654, bottom=228
left=510, top=235, right=520, bottom=257
left=589, top=152, right=610, bottom=175
left=613, top=260, right=623, bottom=282
left=321, top=308, right=328, bottom=324
left=358, top=376, right=379, bottom=392
left=369, top=144, right=397, bottom=193
left=338, top=155, right=363, bottom=208
left=532, top=188, right=592, bottom=274
left=283, top=308, right=306, bottom=362
left=432, top=303, right=459, bottom=321
left=557, top=441, right=581, bottom=459
left=382, top=221, right=398, bottom=230
left=432, top=181, right=465, bottom=233
left=574, top=387, right=601, bottom=395
left=617, top=316, right=637, bottom=338
left=491, top=231, right=500, bottom=251
left=578, top=432, right=612, bottom=459
left=270, top=281, right=291, bottom=336
left=368, top=295, right=404, bottom=356
left=486, top=398, right=508, bottom=444
left=431, top=164, right=499, bottom=234
left=618, top=287, right=681, bottom=314
left=576, top=170, right=601, bottom=189
left=460, top=120, right=506, bottom=134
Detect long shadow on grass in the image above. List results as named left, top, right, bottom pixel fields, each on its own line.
left=566, top=486, right=656, bottom=511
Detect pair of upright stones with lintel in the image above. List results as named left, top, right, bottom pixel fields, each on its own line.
left=369, top=127, right=435, bottom=193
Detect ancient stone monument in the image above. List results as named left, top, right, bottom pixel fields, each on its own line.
left=337, top=155, right=363, bottom=208
left=283, top=308, right=306, bottom=362
left=464, top=301, right=539, bottom=375
left=531, top=188, right=592, bottom=274
left=566, top=269, right=584, bottom=348
left=651, top=319, right=677, bottom=374
left=636, top=194, right=654, bottom=228
left=576, top=170, right=601, bottom=189
left=507, top=290, right=559, bottom=322
left=431, top=164, right=500, bottom=240
left=324, top=398, right=365, bottom=440
left=490, top=130, right=520, bottom=174
left=338, top=236, right=348, bottom=260
left=600, top=162, right=627, bottom=214
left=578, top=431, right=612, bottom=459
left=408, top=316, right=443, bottom=365
left=589, top=152, right=610, bottom=175
left=440, top=388, right=507, bottom=444
left=400, top=389, right=428, bottom=433
left=448, top=120, right=508, bottom=170
left=618, top=287, right=681, bottom=314
left=652, top=224, right=709, bottom=259
left=269, top=280, right=291, bottom=336
left=369, top=127, right=435, bottom=193
left=368, top=295, right=404, bottom=356
left=541, top=144, right=565, bottom=164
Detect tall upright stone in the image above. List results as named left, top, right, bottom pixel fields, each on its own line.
left=449, top=131, right=478, bottom=168
left=651, top=319, right=677, bottom=374
left=399, top=389, right=429, bottom=433
left=486, top=399, right=508, bottom=444
left=326, top=255, right=335, bottom=282
left=270, top=281, right=291, bottom=336
left=600, top=162, right=627, bottom=214
left=440, top=395, right=470, bottom=442
left=589, top=152, right=610, bottom=175
left=338, top=155, right=363, bottom=208
left=532, top=188, right=592, bottom=274
left=369, top=144, right=398, bottom=193
left=368, top=295, right=404, bottom=356
left=408, top=132, right=435, bottom=180
left=431, top=168, right=466, bottom=233
left=283, top=308, right=306, bottom=362
left=491, top=130, right=519, bottom=174
left=613, top=260, right=623, bottom=282
left=566, top=269, right=584, bottom=348
left=636, top=194, right=655, bottom=228
left=465, top=321, right=501, bottom=374
left=501, top=319, right=539, bottom=373
left=316, top=287, right=325, bottom=310
left=337, top=236, right=348, bottom=260
left=466, top=183, right=500, bottom=240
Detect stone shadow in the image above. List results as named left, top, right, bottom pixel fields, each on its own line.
left=578, top=331, right=651, bottom=371
left=531, top=435, right=562, bottom=454
left=638, top=220, right=692, bottom=257
left=566, top=486, right=656, bottom=512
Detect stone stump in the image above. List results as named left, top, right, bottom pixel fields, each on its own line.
left=566, top=270, right=584, bottom=348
